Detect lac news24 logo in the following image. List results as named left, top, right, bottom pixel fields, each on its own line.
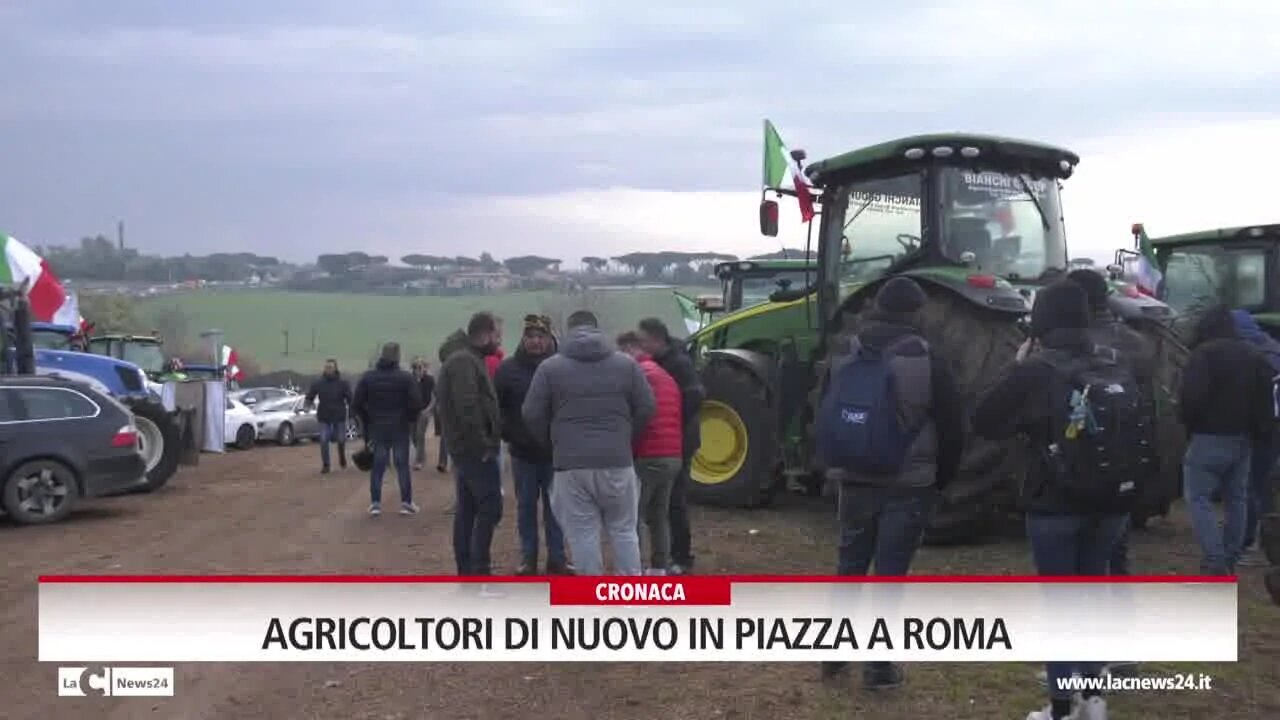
left=58, top=666, right=174, bottom=697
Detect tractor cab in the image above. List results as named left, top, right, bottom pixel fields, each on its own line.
left=714, top=258, right=817, bottom=313
left=86, top=333, right=168, bottom=379
left=1131, top=223, right=1280, bottom=336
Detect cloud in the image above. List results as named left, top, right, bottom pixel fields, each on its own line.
left=0, top=1, right=1277, bottom=262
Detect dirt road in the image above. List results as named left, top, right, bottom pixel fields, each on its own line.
left=2, top=443, right=1276, bottom=720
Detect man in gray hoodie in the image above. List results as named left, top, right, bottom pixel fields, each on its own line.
left=522, top=310, right=656, bottom=576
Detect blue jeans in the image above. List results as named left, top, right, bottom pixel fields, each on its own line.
left=835, top=484, right=936, bottom=677
left=1245, top=433, right=1278, bottom=548
left=1183, top=433, right=1251, bottom=574
left=318, top=421, right=346, bottom=469
left=1026, top=512, right=1127, bottom=702
left=453, top=456, right=503, bottom=575
left=369, top=429, right=412, bottom=505
left=511, top=455, right=565, bottom=566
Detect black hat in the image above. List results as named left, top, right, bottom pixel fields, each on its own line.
left=875, top=277, right=927, bottom=314
left=1066, top=268, right=1109, bottom=311
left=1029, top=281, right=1090, bottom=338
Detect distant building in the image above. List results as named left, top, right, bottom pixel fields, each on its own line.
left=446, top=271, right=512, bottom=291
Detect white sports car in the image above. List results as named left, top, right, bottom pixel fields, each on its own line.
left=225, top=397, right=259, bottom=450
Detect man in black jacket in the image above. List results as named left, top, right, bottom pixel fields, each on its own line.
left=305, top=359, right=352, bottom=474
left=352, top=342, right=425, bottom=517
left=495, top=314, right=570, bottom=575
left=1179, top=305, right=1274, bottom=575
left=973, top=281, right=1129, bottom=720
left=638, top=317, right=705, bottom=575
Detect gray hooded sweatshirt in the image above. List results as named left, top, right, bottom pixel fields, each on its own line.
left=521, top=325, right=656, bottom=471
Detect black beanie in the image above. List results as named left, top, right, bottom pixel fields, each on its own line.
left=875, top=277, right=927, bottom=314
left=1066, top=268, right=1109, bottom=311
left=1029, top=281, right=1090, bottom=338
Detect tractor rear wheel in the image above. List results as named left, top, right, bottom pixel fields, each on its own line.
left=1129, top=318, right=1190, bottom=527
left=688, top=359, right=779, bottom=507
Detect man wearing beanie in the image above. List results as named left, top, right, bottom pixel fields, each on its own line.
left=494, top=314, right=572, bottom=576
left=974, top=281, right=1133, bottom=720
left=352, top=342, right=425, bottom=517
left=816, top=276, right=962, bottom=691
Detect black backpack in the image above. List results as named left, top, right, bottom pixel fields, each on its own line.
left=1035, top=349, right=1152, bottom=513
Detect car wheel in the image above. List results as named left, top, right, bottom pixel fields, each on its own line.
left=345, top=418, right=361, bottom=442
left=2, top=459, right=79, bottom=524
left=277, top=423, right=295, bottom=446
left=235, top=424, right=256, bottom=450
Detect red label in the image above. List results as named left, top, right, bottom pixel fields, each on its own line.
left=549, top=577, right=732, bottom=606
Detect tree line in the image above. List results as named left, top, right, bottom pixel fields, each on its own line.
left=41, top=235, right=282, bottom=283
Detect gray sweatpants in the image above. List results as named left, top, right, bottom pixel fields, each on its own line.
left=550, top=466, right=642, bottom=576
left=635, top=457, right=681, bottom=569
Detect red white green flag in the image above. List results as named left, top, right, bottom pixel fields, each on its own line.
left=763, top=120, right=814, bottom=222
left=0, top=233, right=71, bottom=322
left=1131, top=223, right=1163, bottom=297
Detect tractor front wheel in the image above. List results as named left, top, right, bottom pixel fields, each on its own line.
left=688, top=360, right=779, bottom=508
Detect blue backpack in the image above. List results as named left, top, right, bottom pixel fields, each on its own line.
left=817, top=337, right=923, bottom=475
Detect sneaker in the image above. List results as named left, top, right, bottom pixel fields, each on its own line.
left=436, top=464, right=447, bottom=474
left=644, top=568, right=668, bottom=576
left=400, top=502, right=420, bottom=515
left=1236, top=547, right=1268, bottom=567
left=321, top=466, right=330, bottom=474
left=1077, top=696, right=1108, bottom=720
left=442, top=501, right=455, bottom=515
left=413, top=464, right=424, bottom=471
left=1025, top=708, right=1059, bottom=720
left=668, top=563, right=692, bottom=576
left=862, top=662, right=903, bottom=691
left=1037, top=669, right=1082, bottom=688
left=368, top=503, right=381, bottom=516
left=339, top=458, right=347, bottom=469
left=515, top=559, right=538, bottom=576
left=546, top=560, right=575, bottom=576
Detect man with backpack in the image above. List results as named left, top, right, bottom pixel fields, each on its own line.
left=973, top=280, right=1147, bottom=720
left=1066, top=268, right=1158, bottom=579
left=814, top=277, right=962, bottom=692
left=1179, top=306, right=1275, bottom=576
left=1230, top=309, right=1280, bottom=564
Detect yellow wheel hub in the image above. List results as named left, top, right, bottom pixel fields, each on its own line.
left=692, top=400, right=749, bottom=485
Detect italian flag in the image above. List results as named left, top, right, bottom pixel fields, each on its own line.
left=221, top=345, right=244, bottom=382
left=764, top=120, right=815, bottom=222
left=1131, top=223, right=1163, bottom=297
left=0, top=233, right=74, bottom=323
left=673, top=291, right=702, bottom=334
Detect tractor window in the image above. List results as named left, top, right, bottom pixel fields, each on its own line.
left=740, top=270, right=812, bottom=306
left=839, top=174, right=923, bottom=285
left=121, top=343, right=166, bottom=375
left=940, top=168, right=1067, bottom=281
left=30, top=330, right=72, bottom=350
left=1161, top=245, right=1268, bottom=315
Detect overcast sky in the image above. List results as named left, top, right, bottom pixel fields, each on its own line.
left=2, top=1, right=1279, bottom=265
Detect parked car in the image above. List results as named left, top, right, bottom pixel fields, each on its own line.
left=225, top=397, right=258, bottom=450
left=0, top=376, right=148, bottom=524
left=231, top=386, right=298, bottom=408
left=253, top=395, right=322, bottom=445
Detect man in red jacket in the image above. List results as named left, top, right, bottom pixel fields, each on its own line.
left=618, top=331, right=683, bottom=575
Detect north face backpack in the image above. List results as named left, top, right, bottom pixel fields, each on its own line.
left=1037, top=350, right=1149, bottom=513
left=817, top=337, right=924, bottom=476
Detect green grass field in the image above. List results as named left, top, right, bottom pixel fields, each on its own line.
left=138, top=287, right=700, bottom=374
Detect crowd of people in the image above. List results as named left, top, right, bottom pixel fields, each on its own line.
left=297, top=269, right=1279, bottom=720
left=813, top=271, right=1277, bottom=720
left=301, top=310, right=704, bottom=579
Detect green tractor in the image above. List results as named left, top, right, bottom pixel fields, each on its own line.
left=677, top=257, right=819, bottom=333
left=85, top=333, right=168, bottom=380
left=687, top=133, right=1187, bottom=543
left=1121, top=222, right=1280, bottom=338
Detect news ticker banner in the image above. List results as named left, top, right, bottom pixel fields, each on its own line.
left=38, top=575, right=1237, bottom=663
